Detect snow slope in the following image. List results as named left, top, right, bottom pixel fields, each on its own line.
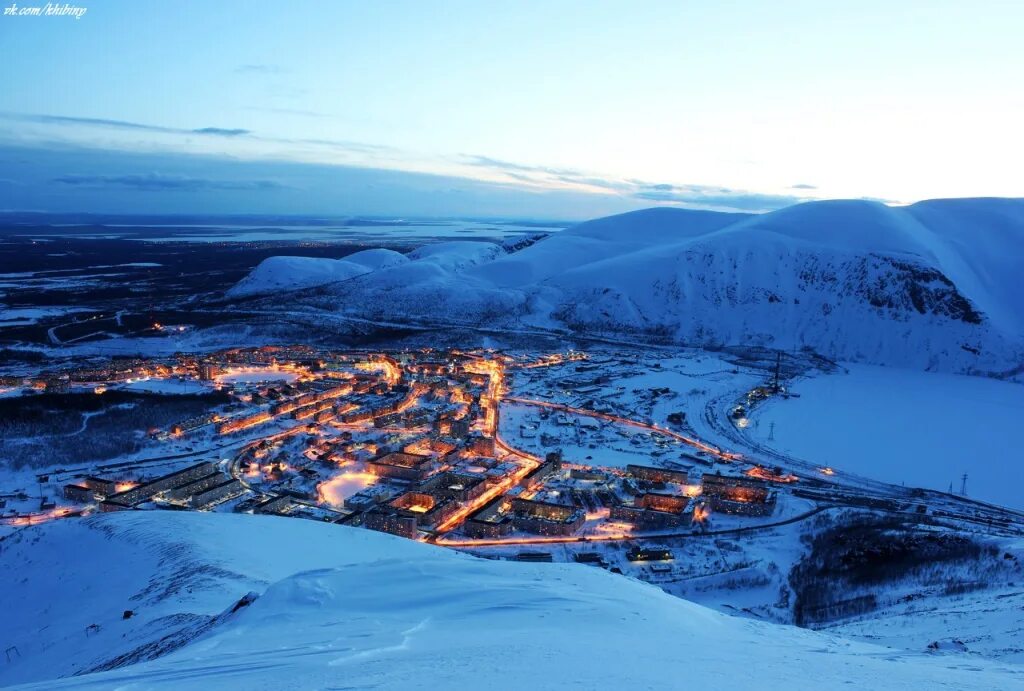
left=230, top=198, right=1024, bottom=376
left=2, top=512, right=1022, bottom=690
left=226, top=248, right=408, bottom=297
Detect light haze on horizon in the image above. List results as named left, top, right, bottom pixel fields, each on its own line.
left=1, top=0, right=1022, bottom=217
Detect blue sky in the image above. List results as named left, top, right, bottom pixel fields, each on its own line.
left=1, top=0, right=1021, bottom=218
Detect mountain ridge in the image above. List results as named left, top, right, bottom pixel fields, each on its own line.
left=227, top=197, right=1024, bottom=377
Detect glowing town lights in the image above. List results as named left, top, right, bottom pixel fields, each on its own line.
left=504, top=396, right=739, bottom=462
left=683, top=484, right=703, bottom=498
left=115, top=482, right=138, bottom=493
left=5, top=507, right=75, bottom=527
left=316, top=471, right=377, bottom=508
left=692, top=504, right=711, bottom=523
left=736, top=417, right=750, bottom=429
left=745, top=466, right=799, bottom=483
left=819, top=467, right=835, bottom=476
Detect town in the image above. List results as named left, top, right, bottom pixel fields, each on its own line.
left=2, top=345, right=1019, bottom=575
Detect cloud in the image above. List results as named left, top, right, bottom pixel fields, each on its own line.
left=52, top=172, right=287, bottom=192
left=192, top=127, right=250, bottom=137
left=632, top=183, right=807, bottom=212
left=10, top=113, right=179, bottom=134
left=790, top=183, right=817, bottom=190
left=1, top=111, right=405, bottom=158
left=461, top=153, right=810, bottom=212
left=2, top=112, right=816, bottom=214
left=299, top=138, right=395, bottom=154
left=2, top=112, right=252, bottom=139
left=461, top=154, right=581, bottom=178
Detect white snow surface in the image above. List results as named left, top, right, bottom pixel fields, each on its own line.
left=230, top=198, right=1024, bottom=375
left=746, top=364, right=1024, bottom=509
left=226, top=248, right=408, bottom=297
left=2, top=512, right=1021, bottom=690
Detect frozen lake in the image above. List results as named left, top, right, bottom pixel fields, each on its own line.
left=748, top=364, right=1024, bottom=510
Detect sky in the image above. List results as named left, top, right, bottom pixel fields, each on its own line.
left=1, top=0, right=1022, bottom=219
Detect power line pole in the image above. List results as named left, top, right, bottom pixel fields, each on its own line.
left=960, top=473, right=968, bottom=496
left=768, top=421, right=775, bottom=441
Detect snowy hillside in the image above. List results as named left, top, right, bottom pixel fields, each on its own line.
left=226, top=248, right=408, bottom=297
left=3, top=512, right=1021, bottom=690
left=227, top=198, right=1024, bottom=375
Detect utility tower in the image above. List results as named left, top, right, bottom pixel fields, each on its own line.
left=960, top=473, right=968, bottom=496
left=768, top=421, right=775, bottom=441
left=772, top=352, right=782, bottom=392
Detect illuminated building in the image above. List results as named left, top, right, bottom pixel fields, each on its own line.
left=449, top=417, right=471, bottom=439
left=362, top=505, right=419, bottom=538
left=43, top=375, right=70, bottom=393
left=217, top=412, right=272, bottom=434
left=509, top=498, right=585, bottom=536
left=626, top=546, right=673, bottom=562
left=83, top=476, right=118, bottom=497
left=254, top=495, right=295, bottom=515
left=199, top=363, right=221, bottom=380
left=465, top=434, right=495, bottom=456
left=388, top=491, right=460, bottom=530
left=637, top=493, right=688, bottom=513
left=626, top=464, right=690, bottom=485
left=417, top=472, right=487, bottom=503
left=105, top=462, right=218, bottom=507
left=63, top=484, right=95, bottom=503
left=518, top=454, right=562, bottom=491
left=165, top=472, right=231, bottom=503
left=610, top=493, right=691, bottom=530
left=190, top=479, right=245, bottom=508
left=366, top=452, right=434, bottom=482
left=701, top=473, right=776, bottom=516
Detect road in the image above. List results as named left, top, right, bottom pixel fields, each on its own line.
left=438, top=505, right=830, bottom=548
left=504, top=396, right=740, bottom=461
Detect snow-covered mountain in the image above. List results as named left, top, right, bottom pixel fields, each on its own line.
left=228, top=198, right=1024, bottom=376
left=3, top=512, right=1021, bottom=689
left=227, top=248, right=408, bottom=298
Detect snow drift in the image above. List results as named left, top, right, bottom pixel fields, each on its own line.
left=228, top=198, right=1024, bottom=375
left=3, top=512, right=1020, bottom=689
